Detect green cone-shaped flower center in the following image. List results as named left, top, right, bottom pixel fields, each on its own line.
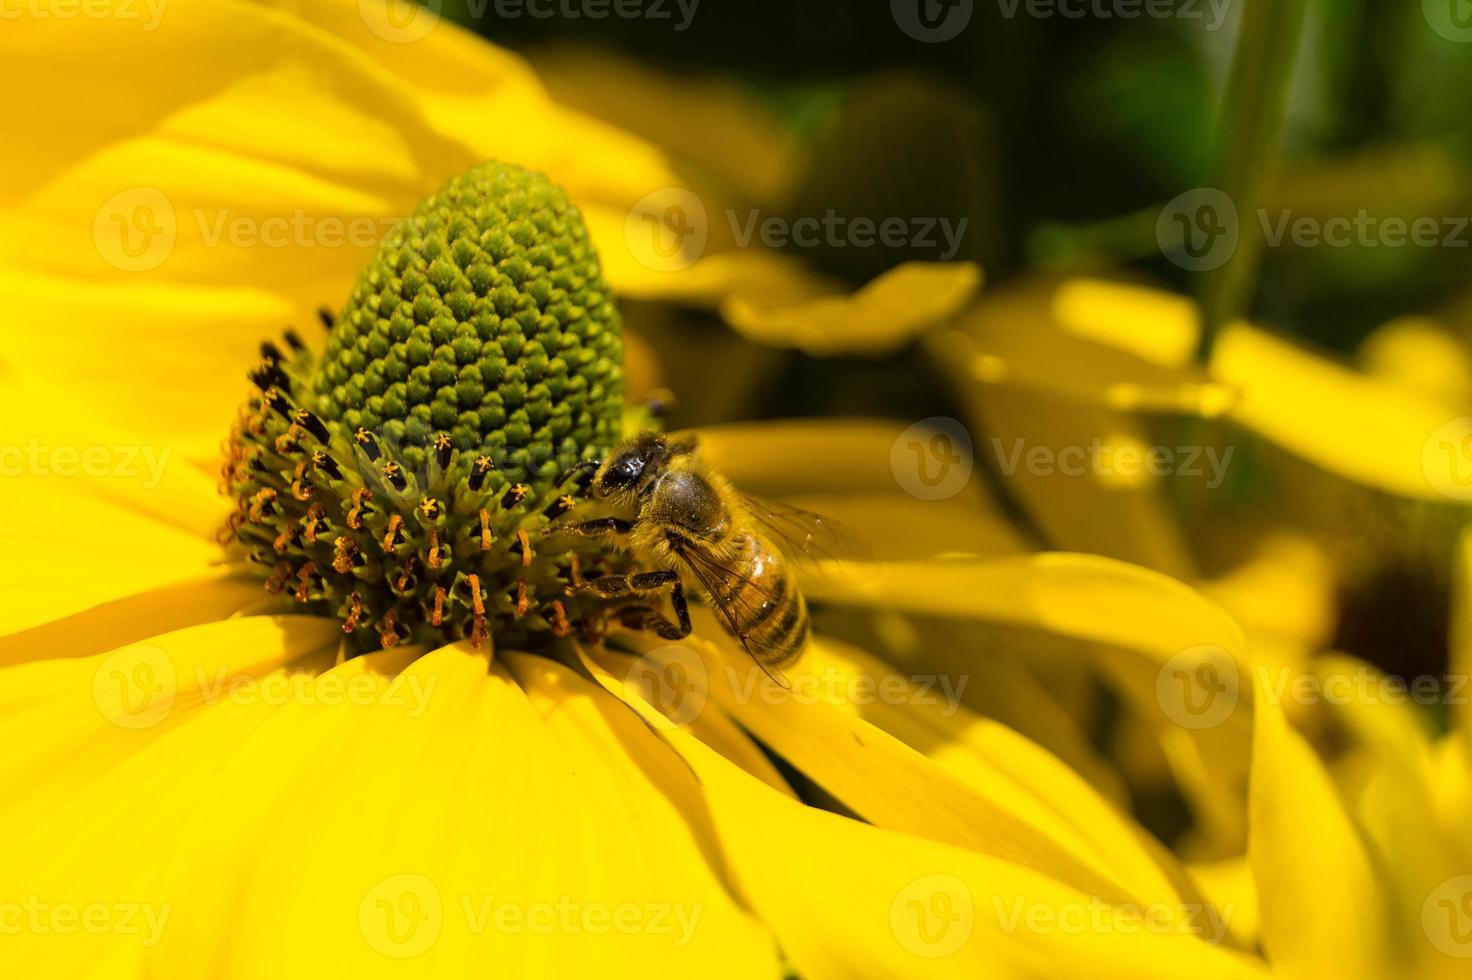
left=219, top=162, right=631, bottom=653
left=315, top=161, right=623, bottom=493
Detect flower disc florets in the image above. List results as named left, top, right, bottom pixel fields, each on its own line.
left=219, top=162, right=632, bottom=652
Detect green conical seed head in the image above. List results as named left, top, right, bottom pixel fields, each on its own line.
left=314, top=161, right=624, bottom=492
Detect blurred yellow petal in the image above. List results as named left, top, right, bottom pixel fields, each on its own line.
left=1048, top=279, right=1201, bottom=367
left=528, top=42, right=802, bottom=206
left=1248, top=669, right=1394, bottom=980
left=1358, top=315, right=1472, bottom=407
left=1210, top=322, right=1458, bottom=500
left=722, top=261, right=982, bottom=357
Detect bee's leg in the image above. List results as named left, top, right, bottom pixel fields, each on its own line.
left=580, top=571, right=691, bottom=640
left=549, top=516, right=634, bottom=539
left=555, top=459, right=601, bottom=492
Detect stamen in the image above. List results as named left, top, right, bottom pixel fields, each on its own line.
left=343, top=591, right=364, bottom=633
left=355, top=427, right=381, bottom=461
left=294, top=409, right=329, bottom=443
left=312, top=450, right=343, bottom=482
left=433, top=433, right=453, bottom=471
left=478, top=508, right=493, bottom=550
left=515, top=529, right=533, bottom=567
left=294, top=562, right=317, bottom=602
left=547, top=600, right=570, bottom=637
left=430, top=586, right=447, bottom=627
left=501, top=483, right=530, bottom=510
left=347, top=488, right=374, bottom=530
left=381, top=461, right=407, bottom=492
left=379, top=609, right=400, bottom=647
left=469, top=455, right=493, bottom=492
left=333, top=536, right=362, bottom=574
left=382, top=514, right=405, bottom=552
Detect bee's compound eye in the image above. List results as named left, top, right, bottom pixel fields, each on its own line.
left=602, top=456, right=643, bottom=490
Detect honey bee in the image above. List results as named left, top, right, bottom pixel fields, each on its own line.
left=554, top=431, right=839, bottom=673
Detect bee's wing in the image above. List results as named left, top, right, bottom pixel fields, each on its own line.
left=736, top=491, right=862, bottom=566
left=669, top=540, right=795, bottom=687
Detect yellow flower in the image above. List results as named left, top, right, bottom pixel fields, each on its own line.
left=0, top=2, right=1267, bottom=978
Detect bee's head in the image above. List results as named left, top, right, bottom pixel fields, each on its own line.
left=592, top=432, right=670, bottom=501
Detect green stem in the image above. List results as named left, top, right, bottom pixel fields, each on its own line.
left=1195, top=0, right=1309, bottom=364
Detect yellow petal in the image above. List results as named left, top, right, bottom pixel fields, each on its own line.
left=802, top=553, right=1246, bottom=664
left=583, top=645, right=1269, bottom=980
left=1248, top=669, right=1394, bottom=980
left=1210, top=322, right=1459, bottom=500
left=587, top=631, right=1140, bottom=909
left=0, top=476, right=221, bottom=638
left=1, top=633, right=780, bottom=977
left=721, top=262, right=982, bottom=357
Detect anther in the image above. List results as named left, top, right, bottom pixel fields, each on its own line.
left=433, top=433, right=453, bottom=471
left=354, top=427, right=381, bottom=461
left=294, top=409, right=329, bottom=443
left=283, top=328, right=306, bottom=352
left=317, top=306, right=335, bottom=329
left=515, top=578, right=531, bottom=617
left=515, top=529, right=533, bottom=567
left=312, top=449, right=343, bottom=482
left=469, top=455, right=494, bottom=492
left=259, top=340, right=284, bottom=364
left=265, top=388, right=294, bottom=420
left=381, top=461, right=408, bottom=492
left=379, top=609, right=400, bottom=647
left=249, top=360, right=290, bottom=394
left=501, top=483, right=530, bottom=510
left=430, top=586, right=447, bottom=627
left=543, top=494, right=576, bottom=520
